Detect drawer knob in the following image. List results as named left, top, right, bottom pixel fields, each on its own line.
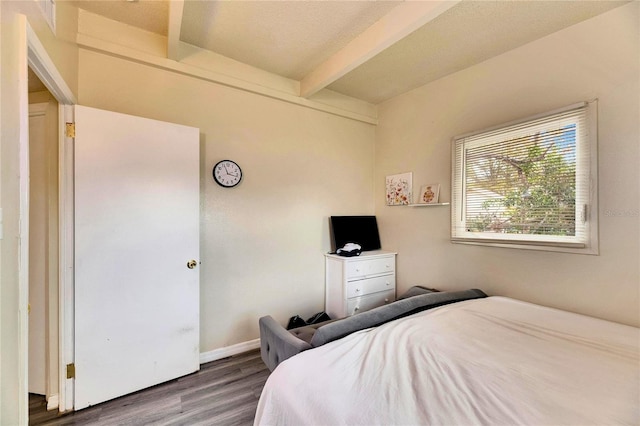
left=356, top=288, right=360, bottom=292
left=384, top=298, right=389, bottom=303
left=386, top=281, right=390, bottom=286
left=354, top=306, right=360, bottom=311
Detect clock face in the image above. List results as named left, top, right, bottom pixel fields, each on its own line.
left=213, top=160, right=242, bottom=188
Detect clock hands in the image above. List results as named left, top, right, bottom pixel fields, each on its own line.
left=223, top=164, right=238, bottom=178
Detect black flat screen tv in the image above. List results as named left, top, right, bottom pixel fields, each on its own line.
left=330, top=216, right=381, bottom=252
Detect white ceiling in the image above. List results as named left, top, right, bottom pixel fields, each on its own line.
left=67, top=0, right=628, bottom=104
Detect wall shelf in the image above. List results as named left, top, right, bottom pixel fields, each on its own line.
left=407, top=202, right=450, bottom=207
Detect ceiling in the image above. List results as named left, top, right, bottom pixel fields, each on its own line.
left=66, top=0, right=627, bottom=104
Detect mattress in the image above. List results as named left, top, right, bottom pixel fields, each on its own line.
left=254, top=296, right=640, bottom=425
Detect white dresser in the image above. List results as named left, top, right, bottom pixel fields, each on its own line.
left=325, top=250, right=397, bottom=318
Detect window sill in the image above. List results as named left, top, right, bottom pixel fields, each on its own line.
left=451, top=239, right=599, bottom=255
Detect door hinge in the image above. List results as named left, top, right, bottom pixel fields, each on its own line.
left=65, top=123, right=75, bottom=138
left=66, top=363, right=75, bottom=379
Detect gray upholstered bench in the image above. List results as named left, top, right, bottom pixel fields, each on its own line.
left=259, top=287, right=487, bottom=371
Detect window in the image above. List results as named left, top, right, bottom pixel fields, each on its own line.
left=451, top=101, right=598, bottom=254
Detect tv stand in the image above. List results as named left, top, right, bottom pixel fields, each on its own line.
left=324, top=250, right=397, bottom=318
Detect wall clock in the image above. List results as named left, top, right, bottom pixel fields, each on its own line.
left=213, top=160, right=242, bottom=188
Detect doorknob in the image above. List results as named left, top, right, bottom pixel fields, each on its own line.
left=186, top=260, right=198, bottom=269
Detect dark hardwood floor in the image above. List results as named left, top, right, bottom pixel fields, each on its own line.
left=30, top=349, right=270, bottom=426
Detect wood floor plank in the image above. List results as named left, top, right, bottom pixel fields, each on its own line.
left=159, top=392, right=258, bottom=426
left=96, top=395, right=183, bottom=425
left=30, top=349, right=270, bottom=426
left=181, top=370, right=269, bottom=406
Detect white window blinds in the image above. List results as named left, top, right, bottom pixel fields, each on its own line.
left=452, top=101, right=597, bottom=251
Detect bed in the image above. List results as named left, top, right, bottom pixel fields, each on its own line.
left=254, top=296, right=639, bottom=425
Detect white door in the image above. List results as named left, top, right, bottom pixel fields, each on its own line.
left=74, top=105, right=200, bottom=409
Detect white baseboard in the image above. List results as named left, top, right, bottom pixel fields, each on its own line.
left=46, top=394, right=59, bottom=411
left=199, top=338, right=260, bottom=365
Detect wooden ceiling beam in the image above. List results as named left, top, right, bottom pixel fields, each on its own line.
left=167, top=0, right=185, bottom=61
left=299, top=0, right=460, bottom=99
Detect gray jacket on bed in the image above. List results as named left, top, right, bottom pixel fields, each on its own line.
left=259, top=288, right=487, bottom=371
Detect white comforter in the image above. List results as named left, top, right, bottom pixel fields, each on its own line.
left=255, top=297, right=639, bottom=425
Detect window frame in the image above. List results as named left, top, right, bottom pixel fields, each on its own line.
left=451, top=100, right=599, bottom=255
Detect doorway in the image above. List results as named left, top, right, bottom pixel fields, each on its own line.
left=12, top=19, right=78, bottom=423
left=27, top=67, right=60, bottom=413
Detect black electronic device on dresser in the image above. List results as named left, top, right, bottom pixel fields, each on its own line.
left=329, top=215, right=381, bottom=253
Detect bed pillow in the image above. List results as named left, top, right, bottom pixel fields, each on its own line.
left=397, top=285, right=438, bottom=300
left=310, top=289, right=487, bottom=347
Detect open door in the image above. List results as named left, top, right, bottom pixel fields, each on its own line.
left=73, top=105, right=200, bottom=409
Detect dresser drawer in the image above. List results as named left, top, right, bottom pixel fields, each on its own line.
left=346, top=289, right=395, bottom=316
left=347, top=257, right=395, bottom=279
left=346, top=275, right=395, bottom=298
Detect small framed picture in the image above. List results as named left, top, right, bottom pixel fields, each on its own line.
left=386, top=172, right=412, bottom=206
left=419, top=183, right=440, bottom=204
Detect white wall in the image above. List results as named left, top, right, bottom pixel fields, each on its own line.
left=375, top=3, right=639, bottom=327
left=77, top=48, right=376, bottom=352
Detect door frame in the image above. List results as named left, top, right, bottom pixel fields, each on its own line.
left=21, top=16, right=76, bottom=416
